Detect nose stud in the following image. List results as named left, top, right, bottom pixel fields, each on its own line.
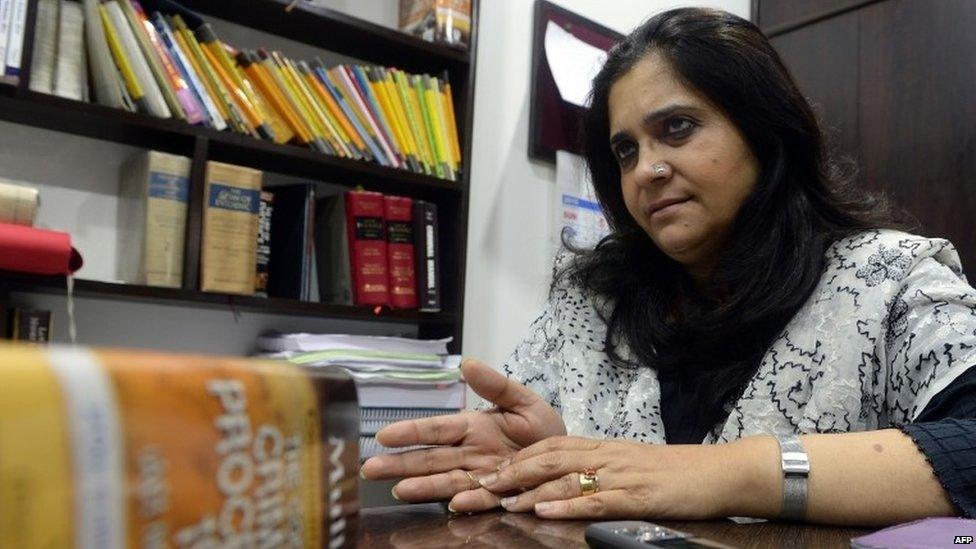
left=652, top=163, right=667, bottom=175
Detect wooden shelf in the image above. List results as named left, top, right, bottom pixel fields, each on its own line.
left=0, top=0, right=478, bottom=349
left=0, top=273, right=457, bottom=326
left=179, top=0, right=471, bottom=71
left=0, top=89, right=464, bottom=198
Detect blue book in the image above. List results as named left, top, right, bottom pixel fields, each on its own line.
left=151, top=12, right=215, bottom=129
left=350, top=65, right=402, bottom=166
left=312, top=62, right=390, bottom=167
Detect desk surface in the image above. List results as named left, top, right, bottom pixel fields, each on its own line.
left=358, top=503, right=872, bottom=548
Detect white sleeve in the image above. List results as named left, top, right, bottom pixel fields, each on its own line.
left=882, top=253, right=976, bottom=421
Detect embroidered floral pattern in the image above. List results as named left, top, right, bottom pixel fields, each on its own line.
left=855, top=245, right=912, bottom=287
left=502, top=230, right=976, bottom=446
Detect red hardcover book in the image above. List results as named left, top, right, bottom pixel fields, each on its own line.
left=345, top=190, right=389, bottom=306
left=384, top=195, right=418, bottom=309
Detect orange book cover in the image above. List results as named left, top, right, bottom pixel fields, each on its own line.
left=0, top=344, right=359, bottom=548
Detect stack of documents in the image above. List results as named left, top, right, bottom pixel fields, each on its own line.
left=257, top=332, right=465, bottom=459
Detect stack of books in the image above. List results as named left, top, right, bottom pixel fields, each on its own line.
left=28, top=0, right=463, bottom=180
left=256, top=332, right=465, bottom=461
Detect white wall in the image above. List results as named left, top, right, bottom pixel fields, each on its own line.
left=461, top=0, right=751, bottom=376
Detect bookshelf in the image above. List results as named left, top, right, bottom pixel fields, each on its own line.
left=0, top=0, right=479, bottom=351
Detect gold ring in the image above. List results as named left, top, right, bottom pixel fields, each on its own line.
left=464, top=470, right=479, bottom=489
left=579, top=467, right=599, bottom=496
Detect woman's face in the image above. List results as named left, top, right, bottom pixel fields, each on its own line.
left=608, top=51, right=760, bottom=282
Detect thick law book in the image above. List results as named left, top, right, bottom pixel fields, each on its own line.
left=267, top=183, right=316, bottom=301
left=412, top=199, right=441, bottom=312
left=0, top=344, right=359, bottom=548
left=117, top=150, right=191, bottom=288
left=384, top=195, right=418, bottom=309
left=316, top=190, right=389, bottom=306
left=201, top=161, right=262, bottom=295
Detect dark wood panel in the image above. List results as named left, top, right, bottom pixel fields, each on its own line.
left=358, top=504, right=872, bottom=548
left=771, top=10, right=859, bottom=167
left=758, top=0, right=881, bottom=34
left=858, top=0, right=976, bottom=273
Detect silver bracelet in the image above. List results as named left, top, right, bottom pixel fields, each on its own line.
left=776, top=434, right=810, bottom=522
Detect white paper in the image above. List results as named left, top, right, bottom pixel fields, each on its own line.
left=544, top=21, right=608, bottom=108
left=552, top=150, right=610, bottom=255
left=256, top=332, right=452, bottom=354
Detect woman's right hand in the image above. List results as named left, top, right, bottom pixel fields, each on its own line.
left=359, top=358, right=566, bottom=512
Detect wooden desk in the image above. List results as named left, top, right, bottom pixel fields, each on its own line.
left=358, top=503, right=872, bottom=548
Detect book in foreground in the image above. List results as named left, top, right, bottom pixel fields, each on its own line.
left=0, top=343, right=359, bottom=548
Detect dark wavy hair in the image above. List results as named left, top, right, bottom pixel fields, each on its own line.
left=563, top=7, right=912, bottom=435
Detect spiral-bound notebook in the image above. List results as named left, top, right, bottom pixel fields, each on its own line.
left=360, top=407, right=460, bottom=459
left=361, top=407, right=458, bottom=435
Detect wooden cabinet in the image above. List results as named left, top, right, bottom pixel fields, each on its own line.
left=760, top=0, right=976, bottom=274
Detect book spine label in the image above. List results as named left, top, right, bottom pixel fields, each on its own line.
left=345, top=191, right=388, bottom=306
left=384, top=195, right=417, bottom=309
left=413, top=200, right=441, bottom=311
left=0, top=346, right=360, bottom=549
left=255, top=190, right=273, bottom=295
left=10, top=309, right=52, bottom=342
left=202, top=162, right=262, bottom=295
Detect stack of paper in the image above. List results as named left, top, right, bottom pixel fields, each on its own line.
left=257, top=332, right=465, bottom=460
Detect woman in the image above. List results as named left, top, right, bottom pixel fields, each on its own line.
left=361, top=8, right=975, bottom=524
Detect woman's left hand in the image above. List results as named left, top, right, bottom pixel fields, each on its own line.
left=474, top=435, right=745, bottom=520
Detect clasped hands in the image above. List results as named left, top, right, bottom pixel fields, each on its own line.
left=360, top=359, right=744, bottom=520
